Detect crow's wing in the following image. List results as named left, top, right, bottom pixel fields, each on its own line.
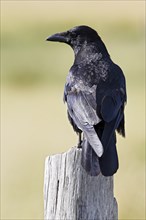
left=101, top=90, right=123, bottom=122
left=100, top=89, right=125, bottom=153
left=92, top=89, right=125, bottom=176
left=65, top=80, right=103, bottom=157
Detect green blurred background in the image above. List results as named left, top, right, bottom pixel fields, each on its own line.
left=1, top=1, right=145, bottom=219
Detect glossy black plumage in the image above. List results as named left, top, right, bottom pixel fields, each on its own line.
left=47, top=25, right=127, bottom=176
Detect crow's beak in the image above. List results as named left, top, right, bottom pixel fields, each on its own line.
left=46, top=32, right=68, bottom=43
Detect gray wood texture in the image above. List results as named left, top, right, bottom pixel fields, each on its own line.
left=44, top=147, right=118, bottom=220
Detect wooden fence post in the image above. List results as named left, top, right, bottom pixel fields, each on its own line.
left=44, top=147, right=118, bottom=220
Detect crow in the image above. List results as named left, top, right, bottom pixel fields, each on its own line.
left=46, top=25, right=127, bottom=176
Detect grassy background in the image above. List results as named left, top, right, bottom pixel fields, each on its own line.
left=1, top=1, right=145, bottom=219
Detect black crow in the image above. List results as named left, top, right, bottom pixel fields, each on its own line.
left=46, top=25, right=127, bottom=176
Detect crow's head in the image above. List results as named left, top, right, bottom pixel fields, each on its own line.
left=46, top=25, right=101, bottom=53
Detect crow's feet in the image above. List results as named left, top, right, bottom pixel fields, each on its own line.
left=77, top=133, right=82, bottom=148
left=77, top=141, right=82, bottom=148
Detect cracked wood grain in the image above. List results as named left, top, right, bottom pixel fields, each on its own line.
left=44, top=147, right=118, bottom=220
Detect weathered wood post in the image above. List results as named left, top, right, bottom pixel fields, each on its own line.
left=44, top=147, right=118, bottom=220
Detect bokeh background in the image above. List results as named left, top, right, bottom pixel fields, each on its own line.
left=1, top=1, right=145, bottom=219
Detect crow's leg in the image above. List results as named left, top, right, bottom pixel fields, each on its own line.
left=77, top=132, right=82, bottom=148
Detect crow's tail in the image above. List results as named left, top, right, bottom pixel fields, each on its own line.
left=96, top=121, right=119, bottom=176
left=98, top=133, right=119, bottom=176
left=81, top=121, right=119, bottom=176
left=81, top=139, right=100, bottom=176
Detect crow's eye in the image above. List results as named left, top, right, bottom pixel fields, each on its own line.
left=71, top=32, right=77, bottom=38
